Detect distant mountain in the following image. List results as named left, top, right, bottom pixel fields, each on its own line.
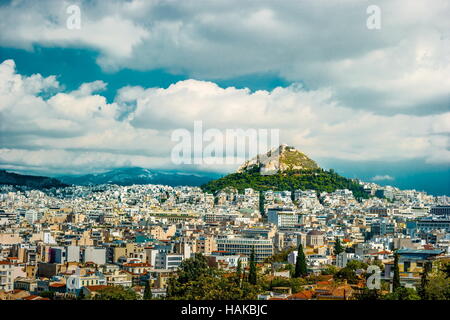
left=0, top=170, right=68, bottom=189
left=201, top=145, right=369, bottom=199
left=58, top=167, right=221, bottom=187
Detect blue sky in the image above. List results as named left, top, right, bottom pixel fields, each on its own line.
left=0, top=0, right=449, bottom=195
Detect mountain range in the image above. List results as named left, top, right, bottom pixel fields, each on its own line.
left=57, top=167, right=221, bottom=187
left=0, top=167, right=221, bottom=189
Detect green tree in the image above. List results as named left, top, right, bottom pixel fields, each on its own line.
left=370, top=259, right=384, bottom=272
left=77, top=290, right=86, bottom=300
left=346, top=260, right=368, bottom=271
left=264, top=246, right=296, bottom=263
left=259, top=191, right=265, bottom=216
left=143, top=280, right=153, bottom=300
left=321, top=265, right=338, bottom=275
left=356, top=288, right=382, bottom=300
left=442, top=262, right=450, bottom=278
left=177, top=253, right=213, bottom=284
left=418, top=261, right=432, bottom=299
left=421, top=261, right=450, bottom=300
left=94, top=286, right=138, bottom=300
left=334, top=237, right=344, bottom=256
left=294, top=243, right=307, bottom=277
left=166, top=253, right=262, bottom=300
left=392, top=252, right=401, bottom=291
left=248, top=247, right=257, bottom=285
left=281, top=263, right=295, bottom=277
left=334, top=267, right=358, bottom=284
left=384, top=287, right=420, bottom=300
left=236, top=259, right=242, bottom=286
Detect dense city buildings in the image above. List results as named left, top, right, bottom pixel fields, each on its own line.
left=0, top=176, right=448, bottom=300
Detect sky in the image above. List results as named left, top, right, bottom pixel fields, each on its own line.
left=0, top=0, right=449, bottom=195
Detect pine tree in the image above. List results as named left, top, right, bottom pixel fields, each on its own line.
left=248, top=247, right=257, bottom=285
left=334, top=237, right=344, bottom=256
left=294, top=242, right=307, bottom=277
left=393, top=251, right=401, bottom=291
left=143, top=280, right=153, bottom=300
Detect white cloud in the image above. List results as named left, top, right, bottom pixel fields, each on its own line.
left=1, top=0, right=449, bottom=116
left=372, top=175, right=395, bottom=181
left=0, top=1, right=149, bottom=58
left=0, top=59, right=449, bottom=174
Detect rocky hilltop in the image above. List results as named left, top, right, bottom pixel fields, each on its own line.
left=237, top=144, right=319, bottom=174
left=201, top=145, right=369, bottom=199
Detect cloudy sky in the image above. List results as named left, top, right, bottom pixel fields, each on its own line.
left=0, top=0, right=449, bottom=195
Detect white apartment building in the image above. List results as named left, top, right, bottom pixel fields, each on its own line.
left=267, top=208, right=303, bottom=228
left=216, top=237, right=274, bottom=262
left=0, top=261, right=13, bottom=292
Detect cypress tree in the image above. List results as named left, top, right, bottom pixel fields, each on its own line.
left=259, top=191, right=265, bottom=216
left=419, top=261, right=432, bottom=299
left=294, top=242, right=307, bottom=277
left=334, top=237, right=344, bottom=256
left=236, top=258, right=242, bottom=286
left=393, top=251, right=401, bottom=291
left=143, top=280, right=153, bottom=300
left=248, top=247, right=257, bottom=285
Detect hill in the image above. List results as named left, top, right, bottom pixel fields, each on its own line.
left=201, top=145, right=369, bottom=199
left=0, top=170, right=68, bottom=189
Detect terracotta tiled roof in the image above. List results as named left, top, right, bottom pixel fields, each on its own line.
left=49, top=283, right=66, bottom=288
left=84, top=285, right=109, bottom=292
left=372, top=250, right=391, bottom=255
left=23, top=295, right=50, bottom=300
left=288, top=290, right=314, bottom=300
left=123, top=263, right=151, bottom=267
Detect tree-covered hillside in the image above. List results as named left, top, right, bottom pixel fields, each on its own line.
left=0, top=170, right=68, bottom=189
left=201, top=168, right=369, bottom=200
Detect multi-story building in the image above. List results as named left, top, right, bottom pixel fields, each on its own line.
left=216, top=238, right=274, bottom=262
left=0, top=261, right=14, bottom=292
left=306, top=230, right=325, bottom=247
left=268, top=208, right=302, bottom=228
left=430, top=206, right=450, bottom=217
left=66, top=272, right=106, bottom=296
left=370, top=219, right=395, bottom=237
left=155, top=253, right=184, bottom=269
left=384, top=248, right=445, bottom=288
left=83, top=247, right=106, bottom=265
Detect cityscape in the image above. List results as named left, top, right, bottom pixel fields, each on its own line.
left=0, top=145, right=449, bottom=301
left=0, top=0, right=449, bottom=308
